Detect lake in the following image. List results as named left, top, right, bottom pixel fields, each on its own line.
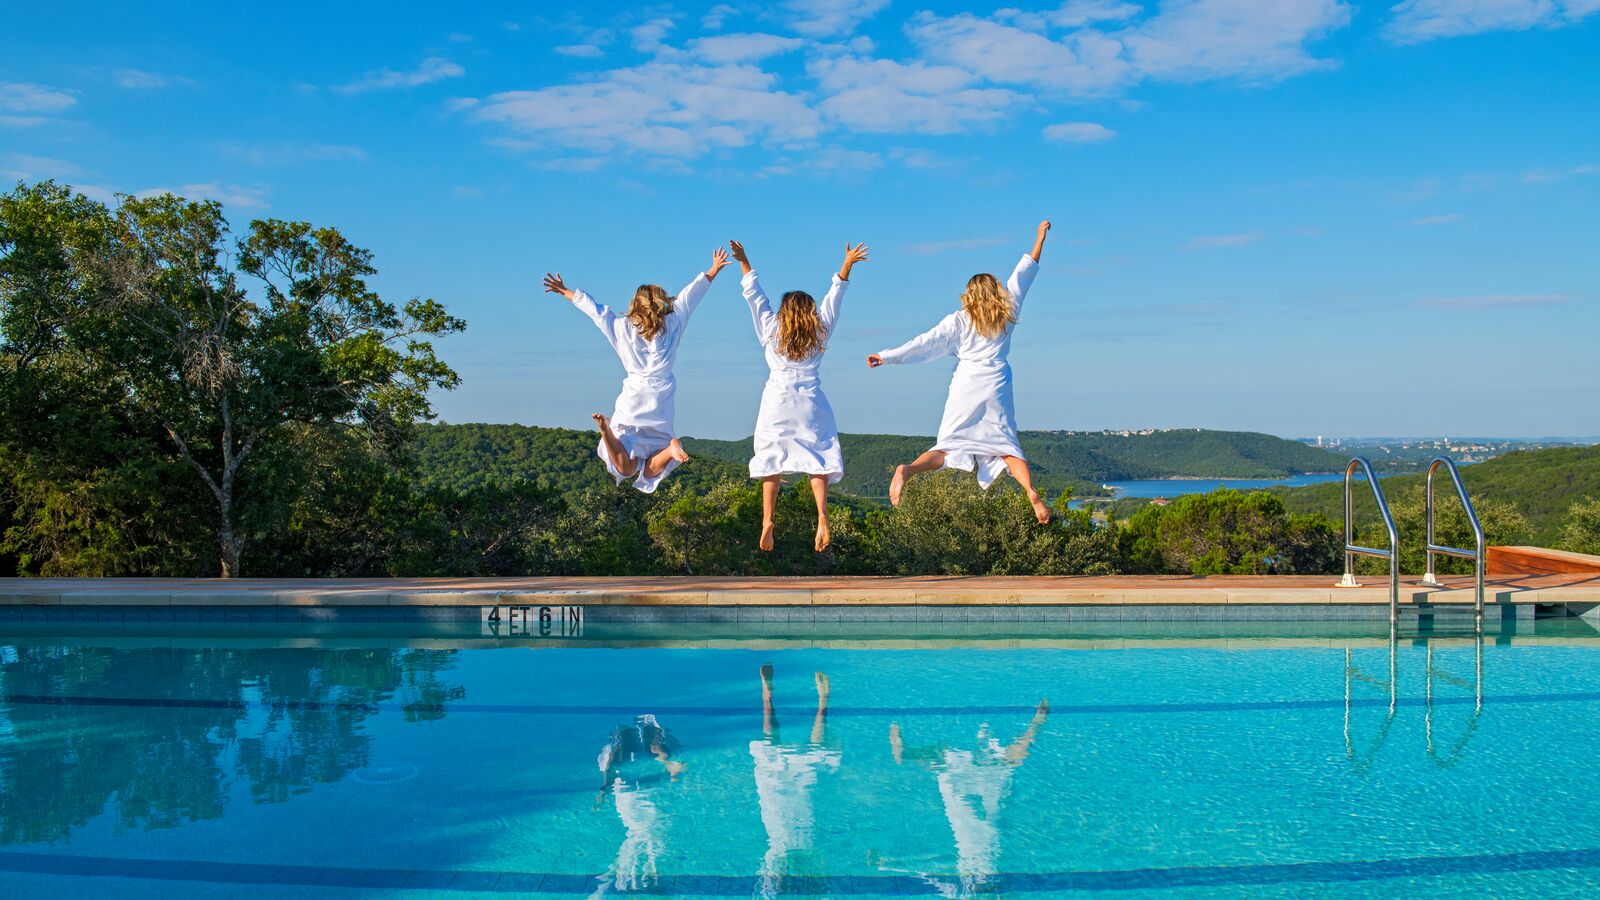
left=1070, top=473, right=1346, bottom=507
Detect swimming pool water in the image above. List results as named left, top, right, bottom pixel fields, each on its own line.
left=3, top=620, right=1600, bottom=898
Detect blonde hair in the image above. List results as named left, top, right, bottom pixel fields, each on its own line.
left=961, top=273, right=1016, bottom=339
left=627, top=284, right=673, bottom=341
left=775, top=290, right=825, bottom=361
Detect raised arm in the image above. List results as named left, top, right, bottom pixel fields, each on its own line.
left=1030, top=219, right=1050, bottom=262
left=544, top=272, right=619, bottom=340
left=868, top=312, right=961, bottom=368
left=671, top=246, right=730, bottom=322
left=820, top=242, right=868, bottom=331
left=732, top=241, right=777, bottom=344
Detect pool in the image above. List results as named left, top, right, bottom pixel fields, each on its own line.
left=3, top=618, right=1600, bottom=897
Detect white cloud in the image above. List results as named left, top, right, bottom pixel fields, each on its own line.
left=761, top=147, right=884, bottom=176
left=702, top=4, right=740, bottom=30
left=1416, top=293, right=1576, bottom=310
left=906, top=236, right=1008, bottom=255
left=2, top=153, right=82, bottom=182
left=468, top=62, right=821, bottom=159
left=336, top=57, right=464, bottom=94
left=114, top=68, right=178, bottom=89
left=219, top=142, right=367, bottom=165
left=631, top=18, right=677, bottom=52
left=555, top=44, right=606, bottom=58
left=1043, top=121, right=1116, bottom=142
left=910, top=1, right=1351, bottom=92
left=0, top=116, right=50, bottom=128
left=0, top=81, right=77, bottom=113
left=1411, top=213, right=1464, bottom=225
left=1184, top=232, right=1264, bottom=249
left=786, top=0, right=891, bottom=37
left=1387, top=0, right=1599, bottom=43
left=136, top=183, right=270, bottom=210
left=687, top=32, right=805, bottom=64
left=811, top=56, right=1022, bottom=134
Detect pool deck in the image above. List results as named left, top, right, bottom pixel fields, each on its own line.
left=4, top=574, right=1599, bottom=609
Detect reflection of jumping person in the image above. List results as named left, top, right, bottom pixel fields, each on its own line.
left=867, top=222, right=1053, bottom=523
left=886, top=699, right=1050, bottom=897
left=751, top=665, right=840, bottom=897
left=542, top=247, right=729, bottom=493
left=591, top=715, right=685, bottom=898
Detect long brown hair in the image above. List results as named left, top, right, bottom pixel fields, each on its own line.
left=961, top=273, right=1016, bottom=339
left=627, top=284, right=673, bottom=341
left=775, top=290, right=825, bottom=361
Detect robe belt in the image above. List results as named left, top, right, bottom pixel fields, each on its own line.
left=764, top=369, right=822, bottom=385
left=622, top=373, right=675, bottom=390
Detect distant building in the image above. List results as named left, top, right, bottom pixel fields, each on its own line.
left=1150, top=497, right=1172, bottom=507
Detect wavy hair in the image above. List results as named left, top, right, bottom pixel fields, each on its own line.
left=627, top=284, right=674, bottom=341
left=961, top=273, right=1016, bottom=339
left=775, top=290, right=825, bottom=362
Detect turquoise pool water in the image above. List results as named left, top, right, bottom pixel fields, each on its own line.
left=3, top=620, right=1600, bottom=897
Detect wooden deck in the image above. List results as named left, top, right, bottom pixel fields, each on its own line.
left=3, top=574, right=1599, bottom=608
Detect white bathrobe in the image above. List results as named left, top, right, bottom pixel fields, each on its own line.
left=877, top=254, right=1039, bottom=489
left=569, top=274, right=711, bottom=493
left=742, top=270, right=847, bottom=485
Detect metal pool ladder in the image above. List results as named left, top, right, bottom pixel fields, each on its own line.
left=1420, top=457, right=1487, bottom=622
left=1335, top=457, right=1400, bottom=623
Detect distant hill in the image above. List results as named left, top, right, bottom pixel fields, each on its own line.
left=416, top=424, right=1348, bottom=502
left=1272, top=444, right=1600, bottom=544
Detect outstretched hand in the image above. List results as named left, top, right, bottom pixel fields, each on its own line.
left=839, top=241, right=869, bottom=281
left=729, top=239, right=753, bottom=276
left=542, top=272, right=573, bottom=299
left=706, top=246, right=730, bottom=281
left=1031, top=220, right=1051, bottom=262
left=866, top=354, right=884, bottom=368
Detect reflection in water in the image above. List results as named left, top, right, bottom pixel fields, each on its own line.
left=886, top=699, right=1050, bottom=897
left=0, top=646, right=460, bottom=845
left=752, top=664, right=840, bottom=897
left=591, top=715, right=684, bottom=896
left=1344, top=633, right=1485, bottom=772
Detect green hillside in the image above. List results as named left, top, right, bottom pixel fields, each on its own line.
left=417, top=424, right=1348, bottom=502
left=1272, top=444, right=1600, bottom=544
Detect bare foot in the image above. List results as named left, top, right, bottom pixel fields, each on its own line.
left=592, top=413, right=611, bottom=432
left=1028, top=490, right=1052, bottom=525
left=759, top=521, right=775, bottom=552
left=814, top=671, right=830, bottom=702
left=814, top=519, right=830, bottom=552
left=760, top=663, right=775, bottom=689
left=889, top=465, right=908, bottom=507
left=667, top=438, right=690, bottom=463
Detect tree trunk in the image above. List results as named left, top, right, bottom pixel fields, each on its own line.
left=217, top=492, right=243, bottom=578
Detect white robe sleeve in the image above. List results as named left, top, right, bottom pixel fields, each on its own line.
left=671, top=272, right=712, bottom=323
left=818, top=273, right=848, bottom=332
left=742, top=271, right=778, bottom=346
left=1006, top=254, right=1040, bottom=313
left=570, top=289, right=623, bottom=352
left=878, top=312, right=961, bottom=365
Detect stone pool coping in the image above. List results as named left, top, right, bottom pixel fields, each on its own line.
left=3, top=574, right=1598, bottom=609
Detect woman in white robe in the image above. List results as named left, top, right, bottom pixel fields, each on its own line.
left=751, top=665, right=840, bottom=899
left=542, top=247, right=728, bottom=493
left=729, top=240, right=869, bottom=552
left=867, top=221, right=1053, bottom=523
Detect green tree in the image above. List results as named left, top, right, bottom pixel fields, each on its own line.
left=0, top=182, right=463, bottom=576
left=1119, top=489, right=1340, bottom=575
left=1352, top=493, right=1530, bottom=576
left=1559, top=498, right=1600, bottom=556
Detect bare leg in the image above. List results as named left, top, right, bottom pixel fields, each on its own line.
left=1003, top=455, right=1051, bottom=524
left=594, top=414, right=638, bottom=477
left=760, top=664, right=778, bottom=738
left=759, top=476, right=780, bottom=552
left=890, top=450, right=946, bottom=507
left=810, top=672, right=830, bottom=744
left=888, top=723, right=904, bottom=765
left=643, top=438, right=690, bottom=479
left=809, top=475, right=830, bottom=552
left=1004, top=698, right=1050, bottom=763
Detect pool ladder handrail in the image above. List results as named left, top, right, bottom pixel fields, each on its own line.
left=1419, top=457, right=1487, bottom=621
left=1335, top=457, right=1401, bottom=623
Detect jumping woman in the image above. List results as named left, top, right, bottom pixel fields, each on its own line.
left=730, top=239, right=869, bottom=552
left=542, top=247, right=729, bottom=493
left=867, top=221, right=1052, bottom=523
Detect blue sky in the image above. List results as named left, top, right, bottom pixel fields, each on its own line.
left=3, top=1, right=1596, bottom=439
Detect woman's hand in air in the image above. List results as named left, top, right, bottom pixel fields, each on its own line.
left=866, top=354, right=884, bottom=368
left=729, top=240, right=753, bottom=276
left=706, top=246, right=730, bottom=281
left=542, top=272, right=574, bottom=299
left=839, top=242, right=869, bottom=281
left=1031, top=220, right=1051, bottom=262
